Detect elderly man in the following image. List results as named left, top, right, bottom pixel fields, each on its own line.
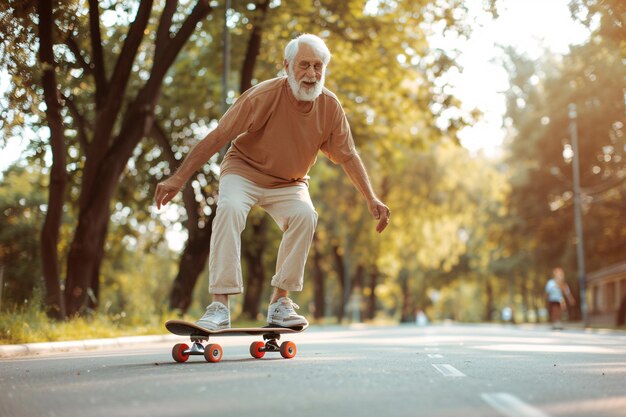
left=154, top=34, right=390, bottom=330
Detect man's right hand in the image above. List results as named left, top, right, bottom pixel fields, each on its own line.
left=154, top=176, right=185, bottom=210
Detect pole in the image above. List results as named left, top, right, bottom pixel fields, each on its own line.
left=217, top=0, right=231, bottom=160
left=221, top=0, right=231, bottom=115
left=568, top=103, right=589, bottom=326
left=0, top=265, right=4, bottom=310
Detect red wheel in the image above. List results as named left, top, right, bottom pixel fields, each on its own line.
left=172, top=343, right=190, bottom=363
left=250, top=341, right=265, bottom=359
left=280, top=341, right=297, bottom=359
left=204, top=343, right=223, bottom=363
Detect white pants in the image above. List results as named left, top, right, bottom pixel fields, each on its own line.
left=208, top=174, right=318, bottom=294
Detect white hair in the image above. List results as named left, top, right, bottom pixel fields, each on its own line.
left=284, top=34, right=331, bottom=66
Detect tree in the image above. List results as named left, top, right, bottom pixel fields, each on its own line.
left=502, top=0, right=625, bottom=317
left=2, top=0, right=215, bottom=317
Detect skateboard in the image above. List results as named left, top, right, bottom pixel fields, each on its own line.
left=165, top=319, right=307, bottom=363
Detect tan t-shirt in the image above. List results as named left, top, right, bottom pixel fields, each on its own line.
left=215, top=77, right=357, bottom=188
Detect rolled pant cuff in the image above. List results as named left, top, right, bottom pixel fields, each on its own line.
left=271, top=277, right=303, bottom=292
left=209, top=286, right=244, bottom=295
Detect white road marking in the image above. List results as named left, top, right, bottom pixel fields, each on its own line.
left=427, top=353, right=444, bottom=358
left=481, top=392, right=552, bottom=417
left=431, top=364, right=466, bottom=377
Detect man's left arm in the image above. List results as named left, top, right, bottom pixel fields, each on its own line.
left=341, top=154, right=390, bottom=233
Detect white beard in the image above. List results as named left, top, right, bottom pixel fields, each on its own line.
left=287, top=66, right=325, bottom=102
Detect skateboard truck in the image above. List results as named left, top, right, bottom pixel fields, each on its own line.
left=261, top=333, right=281, bottom=353
left=186, top=341, right=205, bottom=355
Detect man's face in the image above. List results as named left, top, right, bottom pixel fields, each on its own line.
left=285, top=43, right=325, bottom=102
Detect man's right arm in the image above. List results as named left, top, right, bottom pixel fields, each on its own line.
left=154, top=129, right=229, bottom=210
left=154, top=86, right=260, bottom=209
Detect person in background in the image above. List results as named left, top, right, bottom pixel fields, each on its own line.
left=545, top=267, right=576, bottom=330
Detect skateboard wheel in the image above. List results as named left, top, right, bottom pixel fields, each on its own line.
left=280, top=341, right=296, bottom=359
left=204, top=343, right=223, bottom=363
left=250, top=341, right=265, bottom=359
left=172, top=343, right=190, bottom=363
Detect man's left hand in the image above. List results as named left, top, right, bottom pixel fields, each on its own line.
left=368, top=198, right=391, bottom=233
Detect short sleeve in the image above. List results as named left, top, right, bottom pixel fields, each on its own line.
left=320, top=105, right=357, bottom=164
left=213, top=90, right=256, bottom=141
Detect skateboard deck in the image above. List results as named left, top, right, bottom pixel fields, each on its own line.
left=165, top=319, right=307, bottom=363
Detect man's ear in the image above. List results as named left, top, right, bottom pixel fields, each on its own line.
left=283, top=59, right=289, bottom=71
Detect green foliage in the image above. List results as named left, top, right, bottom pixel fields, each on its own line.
left=430, top=280, right=484, bottom=322
left=501, top=0, right=625, bottom=318
left=504, top=29, right=625, bottom=267
left=0, top=166, right=47, bottom=308
left=378, top=140, right=510, bottom=320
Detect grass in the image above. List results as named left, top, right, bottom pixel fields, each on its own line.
left=0, top=307, right=179, bottom=345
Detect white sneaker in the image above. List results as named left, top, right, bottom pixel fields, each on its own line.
left=195, top=302, right=230, bottom=330
left=267, top=297, right=309, bottom=327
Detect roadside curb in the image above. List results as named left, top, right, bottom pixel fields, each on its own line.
left=0, top=334, right=180, bottom=359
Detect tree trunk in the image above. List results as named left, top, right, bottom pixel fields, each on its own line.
left=521, top=274, right=529, bottom=322
left=399, top=268, right=414, bottom=323
left=366, top=265, right=378, bottom=320
left=484, top=275, right=493, bottom=322
left=332, top=243, right=346, bottom=322
left=37, top=0, right=67, bottom=319
left=239, top=0, right=270, bottom=92
left=65, top=159, right=119, bottom=315
left=88, top=222, right=107, bottom=311
left=311, top=234, right=325, bottom=320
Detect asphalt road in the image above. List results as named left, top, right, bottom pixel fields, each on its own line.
left=1, top=324, right=625, bottom=417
